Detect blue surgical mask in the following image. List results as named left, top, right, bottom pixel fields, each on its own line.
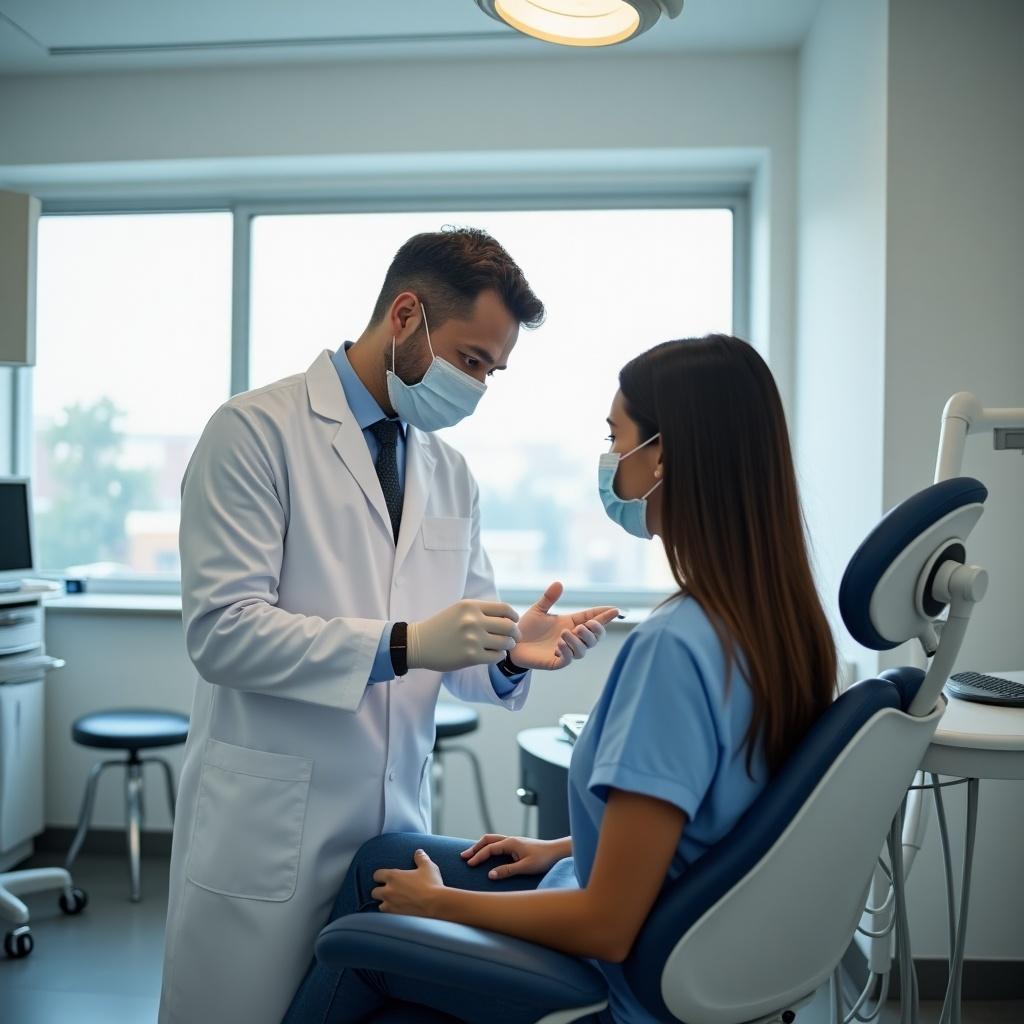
left=598, top=433, right=662, bottom=539
left=386, top=304, right=486, bottom=432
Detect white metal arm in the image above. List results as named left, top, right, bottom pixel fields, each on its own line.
left=934, top=391, right=1024, bottom=483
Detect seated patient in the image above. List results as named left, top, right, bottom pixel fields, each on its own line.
left=284, top=335, right=838, bottom=1024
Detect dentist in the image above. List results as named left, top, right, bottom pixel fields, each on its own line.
left=158, top=228, right=618, bottom=1024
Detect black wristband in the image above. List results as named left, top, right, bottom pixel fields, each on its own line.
left=389, top=621, right=409, bottom=677
left=497, top=652, right=526, bottom=678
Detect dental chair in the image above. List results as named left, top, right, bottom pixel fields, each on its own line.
left=314, top=476, right=990, bottom=1024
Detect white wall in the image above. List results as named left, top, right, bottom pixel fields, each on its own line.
left=795, top=0, right=889, bottom=680
left=0, top=53, right=791, bottom=165
left=881, top=0, right=1024, bottom=961
left=798, top=0, right=1024, bottom=962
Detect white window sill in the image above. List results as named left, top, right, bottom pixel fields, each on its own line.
left=45, top=594, right=184, bottom=616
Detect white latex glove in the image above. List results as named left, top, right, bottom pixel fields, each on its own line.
left=407, top=599, right=522, bottom=672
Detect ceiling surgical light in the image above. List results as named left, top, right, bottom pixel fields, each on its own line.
left=475, top=0, right=684, bottom=48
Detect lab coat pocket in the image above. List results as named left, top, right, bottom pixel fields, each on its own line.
left=420, top=517, right=472, bottom=604
left=421, top=516, right=472, bottom=551
left=186, top=739, right=313, bottom=902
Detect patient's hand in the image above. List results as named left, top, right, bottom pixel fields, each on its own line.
left=372, top=849, right=445, bottom=917
left=461, top=834, right=569, bottom=880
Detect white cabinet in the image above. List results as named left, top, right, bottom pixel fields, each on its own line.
left=0, top=678, right=44, bottom=853
left=0, top=593, right=62, bottom=858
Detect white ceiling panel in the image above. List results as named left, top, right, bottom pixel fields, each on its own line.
left=0, top=0, right=821, bottom=74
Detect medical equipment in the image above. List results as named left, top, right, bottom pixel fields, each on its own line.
left=0, top=589, right=80, bottom=959
left=558, top=713, right=589, bottom=743
left=849, top=391, right=1024, bottom=1024
left=898, top=391, right=1024, bottom=875
left=944, top=670, right=1024, bottom=707
left=0, top=479, right=35, bottom=593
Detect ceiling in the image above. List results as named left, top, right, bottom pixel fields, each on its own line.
left=0, top=0, right=822, bottom=75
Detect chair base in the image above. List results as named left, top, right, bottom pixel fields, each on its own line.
left=0, top=867, right=74, bottom=927
left=65, top=749, right=177, bottom=902
left=0, top=866, right=87, bottom=959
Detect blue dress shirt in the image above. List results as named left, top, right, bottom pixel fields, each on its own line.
left=330, top=343, right=522, bottom=696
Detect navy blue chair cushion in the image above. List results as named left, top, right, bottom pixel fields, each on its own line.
left=878, top=667, right=926, bottom=712
left=624, top=677, right=906, bottom=1020
left=839, top=477, right=987, bottom=651
left=315, top=914, right=607, bottom=1013
left=71, top=709, right=189, bottom=751
left=434, top=703, right=480, bottom=742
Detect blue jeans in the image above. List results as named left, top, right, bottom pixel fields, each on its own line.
left=282, top=832, right=612, bottom=1024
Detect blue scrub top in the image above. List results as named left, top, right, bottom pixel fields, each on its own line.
left=539, top=595, right=768, bottom=1024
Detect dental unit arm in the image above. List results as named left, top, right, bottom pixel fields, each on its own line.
left=897, top=391, right=1022, bottom=886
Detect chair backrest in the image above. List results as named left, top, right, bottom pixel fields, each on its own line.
left=624, top=672, right=939, bottom=1023
left=624, top=477, right=990, bottom=1023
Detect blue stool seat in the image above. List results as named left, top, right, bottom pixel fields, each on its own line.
left=433, top=703, right=479, bottom=741
left=71, top=709, right=189, bottom=751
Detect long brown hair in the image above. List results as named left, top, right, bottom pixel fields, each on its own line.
left=619, top=336, right=836, bottom=777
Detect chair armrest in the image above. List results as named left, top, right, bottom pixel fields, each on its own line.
left=316, top=914, right=606, bottom=1011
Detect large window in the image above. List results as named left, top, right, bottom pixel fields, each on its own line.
left=32, top=213, right=232, bottom=577
left=28, top=201, right=738, bottom=600
left=251, top=208, right=732, bottom=598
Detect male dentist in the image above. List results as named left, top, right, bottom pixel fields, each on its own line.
left=159, top=228, right=618, bottom=1024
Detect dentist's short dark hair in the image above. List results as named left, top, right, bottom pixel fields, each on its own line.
left=370, top=227, right=546, bottom=330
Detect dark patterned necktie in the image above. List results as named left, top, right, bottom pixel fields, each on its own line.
left=369, top=418, right=402, bottom=540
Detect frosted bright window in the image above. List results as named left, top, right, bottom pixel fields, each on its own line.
left=33, top=213, right=232, bottom=576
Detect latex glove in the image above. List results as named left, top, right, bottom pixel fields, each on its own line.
left=407, top=599, right=521, bottom=672
left=509, top=581, right=618, bottom=672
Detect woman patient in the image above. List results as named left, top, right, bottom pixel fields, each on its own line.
left=284, top=335, right=837, bottom=1024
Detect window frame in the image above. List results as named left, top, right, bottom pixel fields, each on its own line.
left=13, top=189, right=750, bottom=606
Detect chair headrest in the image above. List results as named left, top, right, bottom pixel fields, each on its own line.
left=839, top=477, right=987, bottom=651
left=624, top=675, right=903, bottom=1018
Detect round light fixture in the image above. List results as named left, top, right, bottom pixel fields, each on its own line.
left=476, top=0, right=684, bottom=48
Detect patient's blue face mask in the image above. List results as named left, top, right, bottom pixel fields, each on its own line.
left=386, top=304, right=487, bottom=432
left=598, top=433, right=662, bottom=540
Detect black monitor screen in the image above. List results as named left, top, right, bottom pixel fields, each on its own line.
left=0, top=482, right=33, bottom=572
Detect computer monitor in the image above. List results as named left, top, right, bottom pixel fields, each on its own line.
left=0, top=478, right=35, bottom=591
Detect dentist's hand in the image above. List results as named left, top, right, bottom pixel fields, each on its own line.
left=509, top=582, right=618, bottom=672
left=407, top=600, right=521, bottom=672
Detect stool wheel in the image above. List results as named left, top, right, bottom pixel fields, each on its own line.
left=59, top=887, right=88, bottom=915
left=4, top=927, right=33, bottom=959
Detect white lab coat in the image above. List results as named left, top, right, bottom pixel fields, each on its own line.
left=158, top=351, right=531, bottom=1024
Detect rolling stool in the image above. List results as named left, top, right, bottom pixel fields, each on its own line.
left=65, top=708, right=189, bottom=902
left=432, top=703, right=494, bottom=834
